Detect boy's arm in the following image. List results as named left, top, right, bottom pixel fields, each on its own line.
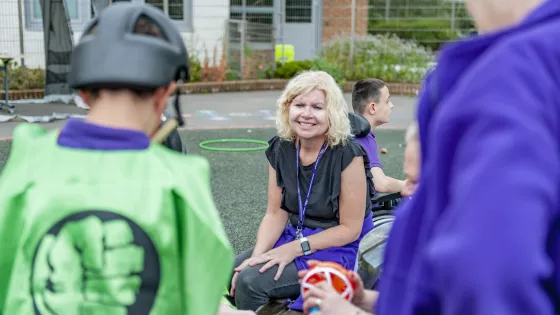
left=370, top=167, right=405, bottom=193
left=356, top=136, right=405, bottom=193
left=354, top=289, right=379, bottom=312
left=427, top=42, right=559, bottom=314
left=176, top=157, right=234, bottom=315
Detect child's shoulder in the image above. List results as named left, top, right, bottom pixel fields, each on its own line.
left=9, top=124, right=57, bottom=159
left=12, top=123, right=51, bottom=141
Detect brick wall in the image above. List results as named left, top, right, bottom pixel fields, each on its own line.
left=322, top=0, right=368, bottom=43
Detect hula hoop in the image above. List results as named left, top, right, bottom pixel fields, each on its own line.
left=199, top=139, right=269, bottom=152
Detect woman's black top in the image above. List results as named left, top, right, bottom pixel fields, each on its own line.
left=265, top=136, right=374, bottom=229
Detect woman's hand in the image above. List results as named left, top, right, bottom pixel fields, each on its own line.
left=302, top=281, right=371, bottom=315
left=248, top=242, right=300, bottom=280
left=230, top=257, right=261, bottom=297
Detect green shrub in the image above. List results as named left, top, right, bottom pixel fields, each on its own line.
left=368, top=19, right=472, bottom=51
left=318, top=34, right=435, bottom=84
left=188, top=54, right=202, bottom=82
left=272, top=60, right=313, bottom=79
left=268, top=59, right=345, bottom=87
left=0, top=63, right=45, bottom=90
left=310, top=58, right=346, bottom=87
left=3, top=35, right=434, bottom=91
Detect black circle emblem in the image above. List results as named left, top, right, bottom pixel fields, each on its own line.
left=30, top=211, right=161, bottom=314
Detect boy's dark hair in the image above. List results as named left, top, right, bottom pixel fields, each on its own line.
left=351, top=79, right=386, bottom=115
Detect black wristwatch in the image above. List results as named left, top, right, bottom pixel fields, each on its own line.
left=299, top=237, right=311, bottom=255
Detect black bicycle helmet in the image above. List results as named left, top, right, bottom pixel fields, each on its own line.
left=69, top=2, right=189, bottom=91
left=69, top=1, right=189, bottom=135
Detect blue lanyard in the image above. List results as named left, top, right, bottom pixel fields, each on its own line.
left=296, top=140, right=328, bottom=238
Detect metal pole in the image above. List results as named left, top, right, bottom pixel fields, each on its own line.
left=280, top=0, right=285, bottom=62
left=241, top=0, right=246, bottom=75
left=163, top=0, right=169, bottom=15
left=350, top=0, right=356, bottom=63
left=17, top=0, right=25, bottom=67
left=314, top=0, right=320, bottom=56
left=385, top=0, right=390, bottom=22
left=450, top=1, right=456, bottom=32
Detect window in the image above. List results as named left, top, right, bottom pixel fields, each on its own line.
left=285, top=0, right=312, bottom=23
left=25, top=0, right=192, bottom=33
left=140, top=0, right=192, bottom=32
left=229, top=12, right=274, bottom=43
left=229, top=12, right=273, bottom=25
left=24, top=0, right=92, bottom=31
left=229, top=2, right=274, bottom=43
left=230, top=0, right=273, bottom=7
left=229, top=0, right=274, bottom=24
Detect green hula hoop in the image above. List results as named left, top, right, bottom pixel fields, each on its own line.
left=199, top=139, right=270, bottom=152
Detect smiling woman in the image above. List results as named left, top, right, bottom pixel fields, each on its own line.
left=226, top=71, right=376, bottom=312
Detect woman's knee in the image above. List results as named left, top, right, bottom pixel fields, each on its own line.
left=227, top=248, right=254, bottom=292
left=234, top=266, right=271, bottom=310
left=236, top=263, right=300, bottom=298
left=236, top=265, right=265, bottom=295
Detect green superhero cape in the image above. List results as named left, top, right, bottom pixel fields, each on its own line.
left=0, top=123, right=234, bottom=315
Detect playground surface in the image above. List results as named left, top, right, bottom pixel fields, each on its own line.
left=0, top=91, right=417, bottom=139
left=0, top=91, right=414, bottom=253
left=0, top=127, right=406, bottom=254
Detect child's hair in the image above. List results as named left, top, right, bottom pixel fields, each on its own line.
left=82, top=16, right=166, bottom=101
left=133, top=16, right=164, bottom=37
left=351, top=78, right=386, bottom=115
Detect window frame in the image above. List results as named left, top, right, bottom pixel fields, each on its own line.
left=24, top=0, right=193, bottom=33
left=132, top=0, right=193, bottom=32
left=24, top=0, right=92, bottom=32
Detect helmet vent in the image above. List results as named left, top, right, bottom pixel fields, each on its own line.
left=134, top=14, right=168, bottom=41
left=84, top=21, right=99, bottom=36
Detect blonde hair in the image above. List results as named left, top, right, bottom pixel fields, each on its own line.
left=275, top=70, right=352, bottom=147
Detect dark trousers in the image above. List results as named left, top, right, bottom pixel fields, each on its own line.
left=227, top=247, right=301, bottom=311
left=227, top=247, right=377, bottom=311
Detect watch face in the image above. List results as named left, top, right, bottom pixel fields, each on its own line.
left=301, top=241, right=311, bottom=252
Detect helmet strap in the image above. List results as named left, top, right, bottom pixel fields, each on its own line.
left=150, top=88, right=184, bottom=143
left=173, top=88, right=185, bottom=127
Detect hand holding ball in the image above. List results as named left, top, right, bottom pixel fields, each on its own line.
left=300, top=262, right=355, bottom=313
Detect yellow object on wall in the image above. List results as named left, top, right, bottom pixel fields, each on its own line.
left=275, top=44, right=295, bottom=63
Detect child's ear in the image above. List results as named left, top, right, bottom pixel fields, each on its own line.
left=367, top=102, right=376, bottom=115
left=166, top=81, right=177, bottom=96
left=78, top=90, right=92, bottom=105
left=153, top=82, right=177, bottom=113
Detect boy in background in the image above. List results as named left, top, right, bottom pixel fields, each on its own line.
left=352, top=79, right=406, bottom=194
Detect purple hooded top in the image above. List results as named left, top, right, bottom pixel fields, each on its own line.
left=376, top=1, right=560, bottom=314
